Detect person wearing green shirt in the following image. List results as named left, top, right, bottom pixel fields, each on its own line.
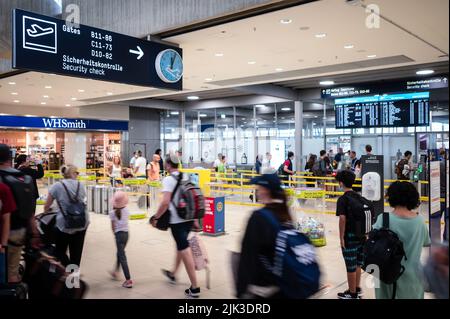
left=217, top=155, right=226, bottom=174
left=373, top=181, right=431, bottom=299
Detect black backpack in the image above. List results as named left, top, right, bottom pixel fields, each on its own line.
left=0, top=168, right=36, bottom=224
left=55, top=181, right=86, bottom=230
left=362, top=213, right=407, bottom=299
left=346, top=192, right=375, bottom=238
left=277, top=163, right=285, bottom=176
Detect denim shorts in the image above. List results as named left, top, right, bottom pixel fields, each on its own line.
left=170, top=221, right=194, bottom=251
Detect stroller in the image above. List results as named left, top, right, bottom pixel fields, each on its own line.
left=20, top=211, right=88, bottom=299
left=35, top=211, right=58, bottom=249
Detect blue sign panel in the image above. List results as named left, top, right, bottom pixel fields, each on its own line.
left=0, top=115, right=128, bottom=131
left=12, top=9, right=182, bottom=90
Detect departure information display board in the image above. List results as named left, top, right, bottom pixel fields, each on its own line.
left=335, top=92, right=430, bottom=128
left=12, top=9, right=182, bottom=90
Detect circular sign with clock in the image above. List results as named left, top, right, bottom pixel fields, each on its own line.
left=155, top=49, right=183, bottom=83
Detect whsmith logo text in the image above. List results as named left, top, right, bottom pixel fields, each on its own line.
left=42, top=118, right=87, bottom=129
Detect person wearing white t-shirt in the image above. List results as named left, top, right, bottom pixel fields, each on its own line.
left=262, top=152, right=273, bottom=171
left=150, top=152, right=200, bottom=298
left=133, top=151, right=147, bottom=178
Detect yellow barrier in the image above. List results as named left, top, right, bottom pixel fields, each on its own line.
left=209, top=183, right=254, bottom=189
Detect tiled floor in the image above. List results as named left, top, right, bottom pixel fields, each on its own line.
left=35, top=195, right=433, bottom=299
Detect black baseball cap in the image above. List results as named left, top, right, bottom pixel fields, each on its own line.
left=250, top=173, right=282, bottom=192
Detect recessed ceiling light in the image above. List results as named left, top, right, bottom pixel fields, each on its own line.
left=205, top=78, right=213, bottom=81
left=13, top=100, right=20, bottom=103
left=243, top=121, right=247, bottom=124
left=255, top=104, right=265, bottom=108
left=319, top=80, right=335, bottom=86
left=315, top=33, right=327, bottom=38
left=40, top=102, right=46, bottom=105
left=78, top=89, right=85, bottom=92
left=344, top=44, right=354, bottom=49
left=199, top=113, right=207, bottom=117
left=281, top=107, right=291, bottom=111
left=314, top=116, right=319, bottom=118
left=248, top=61, right=256, bottom=65
left=170, top=111, right=179, bottom=115
left=367, top=54, right=377, bottom=58
left=215, top=53, right=224, bottom=57
left=8, top=82, right=16, bottom=85
left=11, top=92, right=18, bottom=95
left=416, top=69, right=434, bottom=75
left=45, top=85, right=52, bottom=89
left=187, top=96, right=199, bottom=100
left=43, top=95, right=49, bottom=98
left=221, top=114, right=226, bottom=119
left=65, top=104, right=71, bottom=107
left=71, top=97, right=77, bottom=101
left=280, top=19, right=292, bottom=24
left=275, top=68, right=284, bottom=72
left=106, top=92, right=113, bottom=95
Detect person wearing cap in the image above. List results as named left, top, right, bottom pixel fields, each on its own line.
left=150, top=152, right=200, bottom=298
left=109, top=191, right=133, bottom=288
left=236, top=173, right=292, bottom=298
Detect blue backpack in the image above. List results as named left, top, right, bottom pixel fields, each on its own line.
left=259, top=209, right=321, bottom=299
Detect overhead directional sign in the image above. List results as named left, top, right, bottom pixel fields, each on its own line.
left=12, top=9, right=182, bottom=90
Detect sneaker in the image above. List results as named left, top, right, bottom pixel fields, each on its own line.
left=185, top=286, right=201, bottom=298
left=122, top=280, right=133, bottom=288
left=162, top=269, right=176, bottom=285
left=337, top=289, right=359, bottom=299
left=109, top=271, right=120, bottom=281
left=356, top=287, right=363, bottom=297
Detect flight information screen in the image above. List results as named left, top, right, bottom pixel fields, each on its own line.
left=335, top=92, right=430, bottom=128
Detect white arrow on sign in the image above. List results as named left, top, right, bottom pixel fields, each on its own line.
left=129, top=46, right=144, bottom=60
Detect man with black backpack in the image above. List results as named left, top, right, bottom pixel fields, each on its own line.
left=0, top=144, right=40, bottom=283
left=151, top=152, right=201, bottom=298
left=278, top=152, right=295, bottom=182
left=335, top=170, right=374, bottom=299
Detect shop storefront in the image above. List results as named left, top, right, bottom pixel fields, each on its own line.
left=0, top=115, right=128, bottom=171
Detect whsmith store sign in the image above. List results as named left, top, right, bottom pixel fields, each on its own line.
left=0, top=115, right=128, bottom=131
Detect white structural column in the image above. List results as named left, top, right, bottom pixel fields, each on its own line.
left=323, top=99, right=327, bottom=150
left=64, top=132, right=86, bottom=171
left=294, top=100, right=303, bottom=172
left=180, top=110, right=186, bottom=163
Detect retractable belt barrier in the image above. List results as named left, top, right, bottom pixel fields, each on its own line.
left=39, top=170, right=444, bottom=220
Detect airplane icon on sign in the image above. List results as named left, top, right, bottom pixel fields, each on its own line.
left=26, top=24, right=55, bottom=37
left=23, top=15, right=57, bottom=54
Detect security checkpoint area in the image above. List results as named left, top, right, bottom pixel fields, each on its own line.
left=0, top=0, right=448, bottom=306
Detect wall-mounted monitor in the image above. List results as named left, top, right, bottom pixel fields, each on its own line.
left=335, top=92, right=430, bottom=129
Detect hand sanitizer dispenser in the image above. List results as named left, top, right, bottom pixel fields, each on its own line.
left=241, top=153, right=248, bottom=164
left=362, top=172, right=381, bottom=201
